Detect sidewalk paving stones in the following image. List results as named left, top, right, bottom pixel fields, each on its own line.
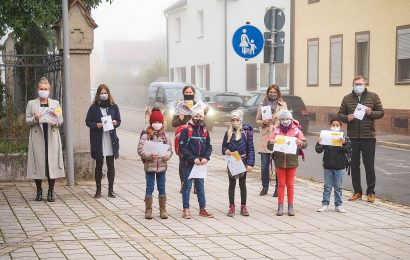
left=1, top=130, right=410, bottom=259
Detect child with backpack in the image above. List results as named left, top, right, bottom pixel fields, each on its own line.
left=179, top=106, right=213, bottom=219
left=315, top=118, right=351, bottom=213
left=138, top=108, right=173, bottom=219
left=222, top=110, right=255, bottom=217
left=268, top=110, right=308, bottom=216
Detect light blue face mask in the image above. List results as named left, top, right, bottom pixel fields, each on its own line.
left=100, top=94, right=109, bottom=100
left=353, top=85, right=365, bottom=95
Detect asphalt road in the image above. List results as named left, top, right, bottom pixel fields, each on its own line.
left=121, top=107, right=410, bottom=206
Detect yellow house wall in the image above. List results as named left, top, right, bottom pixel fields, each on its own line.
left=294, top=0, right=410, bottom=109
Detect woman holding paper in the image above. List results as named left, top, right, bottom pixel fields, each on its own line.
left=26, top=77, right=65, bottom=202
left=86, top=84, right=121, bottom=199
left=138, top=108, right=173, bottom=219
left=256, top=84, right=287, bottom=197
left=269, top=110, right=308, bottom=216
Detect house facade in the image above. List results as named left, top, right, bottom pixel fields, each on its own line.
left=164, top=0, right=291, bottom=95
left=292, top=0, right=410, bottom=134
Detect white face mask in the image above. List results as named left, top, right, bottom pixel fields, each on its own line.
left=152, top=123, right=163, bottom=131
left=38, top=90, right=49, bottom=99
left=353, top=85, right=365, bottom=95
left=330, top=127, right=340, bottom=132
left=100, top=94, right=109, bottom=100
left=280, top=119, right=292, bottom=127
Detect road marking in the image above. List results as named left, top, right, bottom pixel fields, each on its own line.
left=375, top=166, right=410, bottom=175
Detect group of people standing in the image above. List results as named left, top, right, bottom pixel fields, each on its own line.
left=26, top=75, right=384, bottom=220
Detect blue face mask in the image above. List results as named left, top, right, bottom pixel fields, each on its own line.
left=353, top=85, right=365, bottom=95
left=100, top=94, right=109, bottom=100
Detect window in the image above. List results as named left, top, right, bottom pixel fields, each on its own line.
left=307, top=38, right=319, bottom=86
left=176, top=18, right=181, bottom=42
left=396, top=25, right=410, bottom=84
left=260, top=63, right=269, bottom=90
left=148, top=86, right=158, bottom=101
left=191, top=66, right=195, bottom=84
left=245, top=94, right=259, bottom=107
left=170, top=68, right=174, bottom=81
left=197, top=10, right=204, bottom=37
left=330, top=35, right=343, bottom=85
left=355, top=31, right=370, bottom=81
left=196, top=65, right=206, bottom=90
left=175, top=67, right=186, bottom=82
left=246, top=63, right=257, bottom=91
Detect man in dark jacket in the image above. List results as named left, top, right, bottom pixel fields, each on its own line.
left=338, top=76, right=384, bottom=203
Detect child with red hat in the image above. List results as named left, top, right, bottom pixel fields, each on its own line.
left=138, top=108, right=173, bottom=219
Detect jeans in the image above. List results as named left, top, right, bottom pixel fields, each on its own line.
left=145, top=172, right=166, bottom=196
left=229, top=173, right=247, bottom=205
left=260, top=153, right=271, bottom=190
left=322, top=169, right=344, bottom=207
left=276, top=167, right=296, bottom=204
left=182, top=167, right=206, bottom=209
left=95, top=156, right=115, bottom=191
left=350, top=138, right=376, bottom=195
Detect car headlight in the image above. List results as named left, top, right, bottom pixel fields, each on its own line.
left=207, top=107, right=215, bottom=116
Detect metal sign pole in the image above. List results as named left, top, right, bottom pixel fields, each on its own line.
left=62, top=0, right=75, bottom=187
left=269, top=7, right=276, bottom=85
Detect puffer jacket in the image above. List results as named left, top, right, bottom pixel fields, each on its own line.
left=222, top=124, right=255, bottom=166
left=338, top=89, right=384, bottom=139
left=179, top=120, right=212, bottom=168
left=138, top=131, right=173, bottom=173
left=315, top=137, right=351, bottom=170
left=268, top=121, right=308, bottom=168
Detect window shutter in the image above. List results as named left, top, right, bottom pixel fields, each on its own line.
left=246, top=63, right=257, bottom=91
left=170, top=68, right=174, bottom=81
left=398, top=28, right=410, bottom=59
left=191, top=66, right=195, bottom=84
left=307, top=40, right=319, bottom=85
left=206, top=64, right=210, bottom=90
left=181, top=67, right=186, bottom=82
left=330, top=36, right=342, bottom=85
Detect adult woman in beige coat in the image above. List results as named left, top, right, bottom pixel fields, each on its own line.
left=256, top=84, right=287, bottom=196
left=26, top=77, right=65, bottom=202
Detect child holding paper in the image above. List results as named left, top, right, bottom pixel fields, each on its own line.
left=268, top=110, right=308, bottom=216
left=222, top=110, right=255, bottom=217
left=138, top=108, right=173, bottom=219
left=179, top=106, right=213, bottom=219
left=315, top=118, right=351, bottom=213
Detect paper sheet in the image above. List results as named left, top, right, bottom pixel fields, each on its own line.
left=353, top=103, right=367, bottom=120
left=101, top=115, right=114, bottom=132
left=223, top=152, right=247, bottom=176
left=188, top=164, right=207, bottom=179
left=39, top=107, right=63, bottom=125
left=143, top=141, right=169, bottom=157
left=261, top=105, right=273, bottom=120
left=319, top=130, right=344, bottom=146
left=273, top=135, right=298, bottom=155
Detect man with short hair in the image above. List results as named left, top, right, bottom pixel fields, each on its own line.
left=338, top=76, right=384, bottom=203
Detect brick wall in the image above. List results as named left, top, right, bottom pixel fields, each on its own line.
left=307, top=106, right=410, bottom=135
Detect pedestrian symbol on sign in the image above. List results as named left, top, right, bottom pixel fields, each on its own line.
left=232, top=24, right=263, bottom=59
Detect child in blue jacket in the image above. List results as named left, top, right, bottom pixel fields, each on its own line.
left=179, top=106, right=213, bottom=219
left=222, top=110, right=255, bottom=217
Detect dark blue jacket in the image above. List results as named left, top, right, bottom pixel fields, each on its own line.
left=222, top=124, right=255, bottom=166
left=85, top=103, right=121, bottom=160
left=179, top=121, right=212, bottom=168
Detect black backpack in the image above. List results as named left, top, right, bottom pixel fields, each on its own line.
left=344, top=136, right=352, bottom=175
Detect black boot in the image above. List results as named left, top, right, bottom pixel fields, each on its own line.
left=35, top=188, right=43, bottom=201
left=47, top=189, right=55, bottom=202
left=94, top=184, right=101, bottom=198
left=272, top=189, right=278, bottom=197
left=108, top=189, right=116, bottom=198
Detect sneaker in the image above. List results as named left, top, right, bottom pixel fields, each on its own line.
left=240, top=205, right=249, bottom=216
left=317, top=205, right=329, bottom=212
left=182, top=208, right=192, bottom=219
left=349, top=193, right=362, bottom=201
left=199, top=208, right=214, bottom=218
left=367, top=194, right=375, bottom=203
left=335, top=206, right=347, bottom=213
left=227, top=204, right=235, bottom=217
left=259, top=188, right=268, bottom=196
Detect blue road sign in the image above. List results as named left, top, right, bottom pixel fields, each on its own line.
left=232, top=25, right=263, bottom=59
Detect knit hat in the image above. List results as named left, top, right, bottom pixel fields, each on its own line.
left=278, top=109, right=293, bottom=120
left=150, top=110, right=164, bottom=124
left=230, top=110, right=243, bottom=121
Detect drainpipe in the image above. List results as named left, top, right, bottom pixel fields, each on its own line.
left=224, top=0, right=228, bottom=92
left=164, top=13, right=170, bottom=81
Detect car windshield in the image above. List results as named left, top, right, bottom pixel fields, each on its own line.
left=214, top=95, right=242, bottom=103
left=165, top=87, right=205, bottom=102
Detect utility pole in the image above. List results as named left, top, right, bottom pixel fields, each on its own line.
left=62, top=0, right=75, bottom=187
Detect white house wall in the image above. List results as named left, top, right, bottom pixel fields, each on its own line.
left=166, top=0, right=290, bottom=94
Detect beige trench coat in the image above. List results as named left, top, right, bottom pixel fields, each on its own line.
left=255, top=99, right=287, bottom=153
left=25, top=98, right=65, bottom=179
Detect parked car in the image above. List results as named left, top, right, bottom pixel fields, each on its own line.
left=205, top=92, right=244, bottom=126
left=239, top=93, right=310, bottom=132
left=144, top=82, right=215, bottom=131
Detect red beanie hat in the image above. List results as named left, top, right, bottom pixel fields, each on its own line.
left=150, top=110, right=164, bottom=124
